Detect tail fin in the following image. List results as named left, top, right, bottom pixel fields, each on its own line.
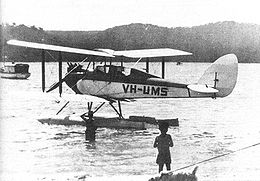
left=198, top=54, right=238, bottom=97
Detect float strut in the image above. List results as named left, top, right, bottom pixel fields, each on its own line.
left=118, top=100, right=123, bottom=118
left=56, top=101, right=69, bottom=115
left=109, top=101, right=123, bottom=119
left=93, top=102, right=106, bottom=114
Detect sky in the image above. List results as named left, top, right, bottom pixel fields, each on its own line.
left=1, top=0, right=260, bottom=31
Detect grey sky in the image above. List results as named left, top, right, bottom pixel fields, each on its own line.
left=2, top=0, right=259, bottom=31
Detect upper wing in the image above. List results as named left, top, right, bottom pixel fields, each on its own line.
left=8, top=39, right=192, bottom=59
left=7, top=40, right=114, bottom=57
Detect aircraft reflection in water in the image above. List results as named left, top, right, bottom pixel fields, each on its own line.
left=7, top=40, right=238, bottom=140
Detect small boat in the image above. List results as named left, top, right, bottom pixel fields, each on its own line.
left=0, top=63, right=31, bottom=79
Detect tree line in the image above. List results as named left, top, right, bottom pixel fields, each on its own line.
left=1, top=21, right=260, bottom=63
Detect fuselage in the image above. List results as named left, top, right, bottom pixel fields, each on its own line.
left=64, top=64, right=212, bottom=100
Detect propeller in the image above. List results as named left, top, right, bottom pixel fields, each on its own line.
left=46, top=57, right=89, bottom=93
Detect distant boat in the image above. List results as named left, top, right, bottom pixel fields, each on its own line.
left=0, top=63, right=31, bottom=79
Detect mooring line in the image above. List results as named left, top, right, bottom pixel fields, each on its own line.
left=170, top=142, right=260, bottom=173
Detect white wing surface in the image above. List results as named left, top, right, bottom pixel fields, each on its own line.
left=113, top=48, right=192, bottom=58
left=7, top=40, right=114, bottom=57
left=7, top=39, right=192, bottom=59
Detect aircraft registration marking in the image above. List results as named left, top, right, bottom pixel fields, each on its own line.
left=122, top=84, right=168, bottom=96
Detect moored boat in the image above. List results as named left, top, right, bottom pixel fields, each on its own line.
left=0, top=63, right=31, bottom=79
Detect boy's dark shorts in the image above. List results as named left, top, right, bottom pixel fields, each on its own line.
left=156, top=153, right=171, bottom=164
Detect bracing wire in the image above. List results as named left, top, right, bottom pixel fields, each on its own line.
left=132, top=57, right=143, bottom=69
left=45, top=51, right=57, bottom=75
left=46, top=51, right=57, bottom=61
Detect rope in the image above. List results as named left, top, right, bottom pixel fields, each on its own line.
left=170, top=142, right=260, bottom=173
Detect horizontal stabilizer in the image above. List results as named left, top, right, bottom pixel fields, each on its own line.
left=7, top=40, right=114, bottom=57
left=188, top=84, right=219, bottom=93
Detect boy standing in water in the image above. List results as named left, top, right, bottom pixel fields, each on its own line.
left=153, top=122, right=173, bottom=173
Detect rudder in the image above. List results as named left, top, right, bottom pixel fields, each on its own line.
left=198, top=54, right=238, bottom=97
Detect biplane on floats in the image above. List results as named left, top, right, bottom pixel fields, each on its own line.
left=7, top=39, right=238, bottom=140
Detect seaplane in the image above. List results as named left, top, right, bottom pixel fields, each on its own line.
left=7, top=39, right=238, bottom=140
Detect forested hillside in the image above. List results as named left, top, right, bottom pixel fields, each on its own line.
left=1, top=21, right=260, bottom=63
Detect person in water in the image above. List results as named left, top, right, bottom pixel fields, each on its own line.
left=153, top=122, right=173, bottom=173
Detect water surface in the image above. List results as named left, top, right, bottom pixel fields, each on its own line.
left=1, top=62, right=260, bottom=180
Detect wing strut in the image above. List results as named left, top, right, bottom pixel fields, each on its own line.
left=41, top=50, right=45, bottom=92
left=162, top=57, right=165, bottom=78
left=58, top=51, right=62, bottom=97
left=146, top=58, right=149, bottom=73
